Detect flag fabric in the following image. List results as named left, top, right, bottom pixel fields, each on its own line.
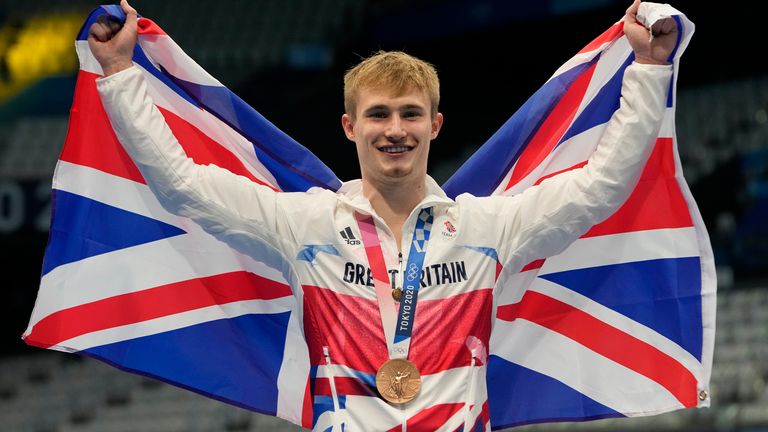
left=443, top=3, right=713, bottom=428
left=23, top=4, right=340, bottom=425
left=23, top=3, right=714, bottom=430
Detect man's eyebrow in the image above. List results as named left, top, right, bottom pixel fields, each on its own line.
left=400, top=104, right=426, bottom=111
left=362, top=103, right=426, bottom=113
left=363, top=104, right=390, bottom=112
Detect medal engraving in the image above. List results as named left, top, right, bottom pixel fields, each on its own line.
left=376, top=359, right=421, bottom=404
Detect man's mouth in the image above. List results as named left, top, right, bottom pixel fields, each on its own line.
left=378, top=145, right=412, bottom=154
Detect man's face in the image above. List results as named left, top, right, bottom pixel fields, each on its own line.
left=342, top=86, right=443, bottom=184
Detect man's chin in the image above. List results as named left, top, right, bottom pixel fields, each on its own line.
left=367, top=159, right=424, bottom=183
left=363, top=167, right=410, bottom=184
left=382, top=165, right=413, bottom=179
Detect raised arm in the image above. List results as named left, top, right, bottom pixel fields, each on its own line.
left=90, top=0, right=292, bottom=253
left=460, top=1, right=678, bottom=269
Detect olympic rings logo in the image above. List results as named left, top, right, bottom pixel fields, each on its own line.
left=391, top=347, right=406, bottom=355
left=406, top=263, right=420, bottom=281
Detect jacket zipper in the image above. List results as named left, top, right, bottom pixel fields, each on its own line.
left=323, top=346, right=341, bottom=427
left=464, top=349, right=478, bottom=431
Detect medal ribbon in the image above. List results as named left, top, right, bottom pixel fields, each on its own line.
left=356, top=213, right=399, bottom=356
left=355, top=208, right=433, bottom=360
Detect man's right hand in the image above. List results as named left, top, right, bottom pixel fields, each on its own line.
left=88, top=0, right=138, bottom=76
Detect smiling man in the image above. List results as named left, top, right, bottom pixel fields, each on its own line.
left=89, top=0, right=679, bottom=429
left=341, top=51, right=443, bottom=247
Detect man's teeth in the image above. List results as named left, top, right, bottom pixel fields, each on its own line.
left=381, top=146, right=409, bottom=153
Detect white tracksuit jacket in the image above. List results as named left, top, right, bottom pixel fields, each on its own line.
left=97, top=62, right=672, bottom=431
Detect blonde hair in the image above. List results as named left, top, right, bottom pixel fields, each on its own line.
left=343, top=51, right=440, bottom=118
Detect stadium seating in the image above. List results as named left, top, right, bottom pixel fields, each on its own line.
left=0, top=116, right=66, bottom=178
left=676, top=76, right=768, bottom=185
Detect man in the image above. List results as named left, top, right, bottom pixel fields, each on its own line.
left=89, top=0, right=678, bottom=429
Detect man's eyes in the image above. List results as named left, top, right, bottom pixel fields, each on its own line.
left=365, top=109, right=423, bottom=119
left=367, top=111, right=388, bottom=118
left=402, top=110, right=422, bottom=118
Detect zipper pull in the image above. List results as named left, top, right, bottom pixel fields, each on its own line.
left=391, top=252, right=401, bottom=290
left=323, top=346, right=332, bottom=366
left=391, top=252, right=404, bottom=302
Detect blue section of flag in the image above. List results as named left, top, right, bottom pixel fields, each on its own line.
left=540, top=257, right=703, bottom=360
left=557, top=55, right=632, bottom=145
left=487, top=355, right=622, bottom=428
left=313, top=395, right=347, bottom=427
left=42, top=190, right=185, bottom=275
left=76, top=5, right=125, bottom=41
left=170, top=76, right=341, bottom=193
left=132, top=49, right=201, bottom=108
left=442, top=59, right=596, bottom=199
left=85, top=312, right=291, bottom=416
left=472, top=418, right=484, bottom=432
left=667, top=16, right=684, bottom=65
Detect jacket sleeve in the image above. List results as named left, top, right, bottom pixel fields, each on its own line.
left=457, top=62, right=673, bottom=271
left=97, top=65, right=295, bottom=255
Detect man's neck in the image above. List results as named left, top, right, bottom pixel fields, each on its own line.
left=363, top=175, right=426, bottom=249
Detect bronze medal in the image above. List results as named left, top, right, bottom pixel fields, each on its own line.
left=391, top=287, right=402, bottom=302
left=376, top=358, right=421, bottom=404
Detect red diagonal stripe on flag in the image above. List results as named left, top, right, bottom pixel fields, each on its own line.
left=583, top=138, right=693, bottom=237
left=505, top=61, right=597, bottom=190
left=158, top=106, right=277, bottom=190
left=60, top=71, right=146, bottom=183
left=61, top=71, right=277, bottom=190
left=497, top=290, right=698, bottom=408
left=578, top=21, right=625, bottom=54
left=137, top=17, right=167, bottom=36
left=527, top=138, right=693, bottom=237
left=26, top=271, right=292, bottom=349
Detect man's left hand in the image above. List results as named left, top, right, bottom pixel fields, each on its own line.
left=624, top=0, right=678, bottom=65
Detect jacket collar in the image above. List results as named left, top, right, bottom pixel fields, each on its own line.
left=336, top=175, right=453, bottom=215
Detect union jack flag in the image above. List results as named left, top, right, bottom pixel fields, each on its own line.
left=23, top=2, right=713, bottom=430
left=443, top=3, right=713, bottom=427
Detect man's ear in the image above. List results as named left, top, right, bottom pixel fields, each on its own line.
left=431, top=112, right=444, bottom=139
left=341, top=114, right=355, bottom=141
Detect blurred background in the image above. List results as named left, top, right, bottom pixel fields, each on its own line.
left=1, top=0, right=765, bottom=431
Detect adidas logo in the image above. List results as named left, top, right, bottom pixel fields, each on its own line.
left=340, top=226, right=361, bottom=245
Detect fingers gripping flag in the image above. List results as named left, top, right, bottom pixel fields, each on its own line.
left=444, top=3, right=714, bottom=428
left=24, top=2, right=713, bottom=430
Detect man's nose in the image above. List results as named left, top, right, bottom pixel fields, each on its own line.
left=385, top=115, right=406, bottom=140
